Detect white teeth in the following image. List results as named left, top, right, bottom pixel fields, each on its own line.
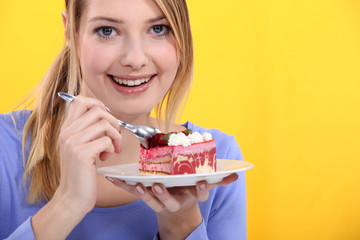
left=112, top=76, right=151, bottom=86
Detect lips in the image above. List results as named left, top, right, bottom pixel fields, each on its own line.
left=109, top=74, right=155, bottom=94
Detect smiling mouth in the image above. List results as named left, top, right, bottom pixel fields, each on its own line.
left=110, top=75, right=154, bottom=87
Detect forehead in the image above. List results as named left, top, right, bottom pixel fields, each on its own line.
left=82, top=0, right=165, bottom=22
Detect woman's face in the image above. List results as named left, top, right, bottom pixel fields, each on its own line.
left=76, top=0, right=178, bottom=120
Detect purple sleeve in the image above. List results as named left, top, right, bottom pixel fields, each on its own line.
left=185, top=219, right=209, bottom=240
left=207, top=135, right=247, bottom=239
left=4, top=217, right=35, bottom=240
left=152, top=219, right=209, bottom=240
left=1, top=112, right=36, bottom=240
left=206, top=173, right=247, bottom=239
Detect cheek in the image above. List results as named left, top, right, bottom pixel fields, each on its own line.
left=154, top=43, right=178, bottom=80
left=80, top=41, right=113, bottom=75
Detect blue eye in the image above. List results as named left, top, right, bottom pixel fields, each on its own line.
left=150, top=25, right=170, bottom=36
left=96, top=27, right=117, bottom=38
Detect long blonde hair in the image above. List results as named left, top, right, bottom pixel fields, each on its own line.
left=23, top=0, right=193, bottom=203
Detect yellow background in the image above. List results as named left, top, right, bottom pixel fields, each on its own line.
left=1, top=1, right=360, bottom=239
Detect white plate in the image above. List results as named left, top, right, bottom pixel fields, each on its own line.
left=97, top=159, right=254, bottom=187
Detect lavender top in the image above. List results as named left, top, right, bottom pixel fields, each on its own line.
left=0, top=111, right=246, bottom=240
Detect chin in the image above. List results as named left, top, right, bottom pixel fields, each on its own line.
left=109, top=96, right=161, bottom=116
left=110, top=105, right=154, bottom=119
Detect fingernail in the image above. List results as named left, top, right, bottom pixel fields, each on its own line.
left=199, top=183, right=207, bottom=191
left=106, top=176, right=114, bottom=182
left=105, top=107, right=111, bottom=113
left=154, top=185, right=164, bottom=195
left=136, top=186, right=145, bottom=195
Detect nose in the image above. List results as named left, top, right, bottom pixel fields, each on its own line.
left=120, top=38, right=149, bottom=70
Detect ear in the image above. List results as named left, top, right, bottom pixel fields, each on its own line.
left=62, top=11, right=70, bottom=42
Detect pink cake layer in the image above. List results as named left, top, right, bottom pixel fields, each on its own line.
left=139, top=140, right=216, bottom=175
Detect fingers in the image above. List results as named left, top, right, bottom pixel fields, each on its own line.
left=110, top=178, right=137, bottom=195
left=209, top=173, right=239, bottom=189
left=110, top=179, right=180, bottom=213
left=218, top=173, right=239, bottom=186
left=196, top=181, right=209, bottom=202
left=60, top=120, right=122, bottom=160
left=151, top=184, right=180, bottom=212
left=99, top=152, right=112, bottom=161
left=60, top=96, right=122, bottom=158
left=137, top=185, right=166, bottom=213
left=195, top=174, right=239, bottom=202
left=109, top=173, right=239, bottom=214
left=66, top=105, right=120, bottom=134
left=74, top=119, right=122, bottom=153
left=110, top=180, right=167, bottom=212
left=132, top=183, right=180, bottom=213
left=63, top=96, right=107, bottom=126
left=85, top=136, right=115, bottom=158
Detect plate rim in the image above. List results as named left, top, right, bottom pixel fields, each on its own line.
left=97, top=159, right=254, bottom=181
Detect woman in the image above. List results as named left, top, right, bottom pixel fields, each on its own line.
left=0, top=0, right=247, bottom=239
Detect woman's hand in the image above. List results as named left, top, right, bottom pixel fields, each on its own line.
left=57, top=96, right=122, bottom=213
left=109, top=173, right=238, bottom=239
left=32, top=96, right=122, bottom=240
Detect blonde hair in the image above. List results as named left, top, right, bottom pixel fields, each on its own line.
left=23, top=0, right=193, bottom=203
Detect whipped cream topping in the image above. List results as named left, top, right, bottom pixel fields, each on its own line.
left=188, top=132, right=204, bottom=144
left=168, top=132, right=191, bottom=147
left=167, top=131, right=213, bottom=147
left=202, top=132, right=213, bottom=141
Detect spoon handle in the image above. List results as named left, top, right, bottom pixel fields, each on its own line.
left=58, top=92, right=75, bottom=103
left=118, top=120, right=135, bottom=132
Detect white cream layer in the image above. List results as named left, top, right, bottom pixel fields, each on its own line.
left=168, top=132, right=213, bottom=147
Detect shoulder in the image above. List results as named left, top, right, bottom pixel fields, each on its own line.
left=183, top=121, right=243, bottom=160
left=0, top=110, right=32, bottom=166
left=0, top=110, right=31, bottom=144
left=0, top=110, right=31, bottom=175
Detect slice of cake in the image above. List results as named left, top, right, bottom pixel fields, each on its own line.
left=139, top=129, right=216, bottom=175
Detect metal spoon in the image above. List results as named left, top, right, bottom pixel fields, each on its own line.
left=57, top=92, right=161, bottom=149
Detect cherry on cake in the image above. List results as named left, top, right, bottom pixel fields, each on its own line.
left=139, top=129, right=216, bottom=175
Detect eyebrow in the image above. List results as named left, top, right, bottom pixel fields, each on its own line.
left=147, top=16, right=167, bottom=23
left=88, top=16, right=167, bottom=24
